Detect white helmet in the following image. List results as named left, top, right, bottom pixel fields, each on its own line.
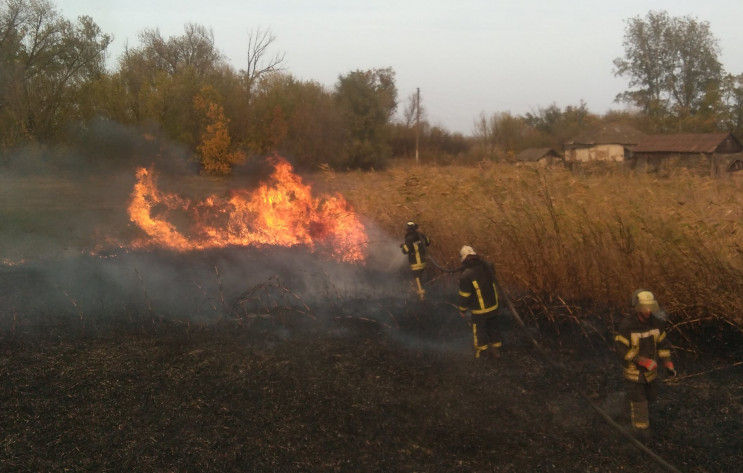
left=460, top=245, right=476, bottom=262
left=632, top=289, right=659, bottom=312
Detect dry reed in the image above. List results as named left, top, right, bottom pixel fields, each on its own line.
left=318, top=162, right=743, bottom=330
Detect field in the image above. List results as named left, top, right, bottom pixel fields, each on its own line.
left=1, top=154, right=742, bottom=472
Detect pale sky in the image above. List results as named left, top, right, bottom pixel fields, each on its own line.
left=59, top=0, right=743, bottom=135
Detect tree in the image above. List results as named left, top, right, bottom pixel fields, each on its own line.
left=334, top=67, right=397, bottom=169
left=524, top=101, right=596, bottom=149
left=138, top=23, right=224, bottom=77
left=240, top=28, right=284, bottom=97
left=113, top=23, right=229, bottom=147
left=0, top=0, right=111, bottom=145
left=720, top=73, right=743, bottom=138
left=248, top=73, right=346, bottom=169
left=194, top=85, right=245, bottom=175
left=474, top=111, right=534, bottom=161
left=613, top=10, right=723, bottom=131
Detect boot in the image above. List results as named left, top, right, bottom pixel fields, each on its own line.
left=488, top=346, right=501, bottom=360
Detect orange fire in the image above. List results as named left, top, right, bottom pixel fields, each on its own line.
left=127, top=156, right=367, bottom=262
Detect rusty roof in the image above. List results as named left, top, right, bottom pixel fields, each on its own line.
left=633, top=133, right=738, bottom=153
left=515, top=148, right=561, bottom=162
left=566, top=123, right=646, bottom=146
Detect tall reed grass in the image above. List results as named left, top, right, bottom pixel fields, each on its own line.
left=317, top=161, right=743, bottom=332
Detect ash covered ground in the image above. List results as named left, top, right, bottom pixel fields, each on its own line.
left=1, top=248, right=742, bottom=473
left=1, top=138, right=742, bottom=472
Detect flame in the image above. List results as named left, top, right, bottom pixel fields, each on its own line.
left=127, top=156, right=367, bottom=262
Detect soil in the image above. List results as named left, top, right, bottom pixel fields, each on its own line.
left=1, top=252, right=742, bottom=473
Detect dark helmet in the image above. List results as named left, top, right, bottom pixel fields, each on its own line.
left=406, top=221, right=419, bottom=231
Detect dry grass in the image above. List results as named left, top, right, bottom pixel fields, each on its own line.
left=314, top=161, right=743, bottom=331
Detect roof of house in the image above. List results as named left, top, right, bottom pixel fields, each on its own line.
left=515, top=148, right=561, bottom=162
left=632, top=133, right=740, bottom=153
left=566, top=123, right=646, bottom=146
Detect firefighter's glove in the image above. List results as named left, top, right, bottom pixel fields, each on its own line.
left=664, top=361, right=677, bottom=378
left=636, top=357, right=658, bottom=371
left=459, top=311, right=468, bottom=319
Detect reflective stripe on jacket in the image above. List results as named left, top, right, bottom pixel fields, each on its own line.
left=402, top=231, right=430, bottom=270
left=615, top=314, right=672, bottom=383
left=458, top=255, right=499, bottom=314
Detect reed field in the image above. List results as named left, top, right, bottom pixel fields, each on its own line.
left=316, top=160, right=743, bottom=335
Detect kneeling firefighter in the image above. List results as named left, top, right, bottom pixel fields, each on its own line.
left=401, top=221, right=431, bottom=301
left=614, top=290, right=677, bottom=435
left=457, top=245, right=503, bottom=360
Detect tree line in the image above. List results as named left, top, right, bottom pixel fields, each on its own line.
left=2, top=2, right=742, bottom=173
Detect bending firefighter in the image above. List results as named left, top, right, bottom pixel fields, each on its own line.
left=457, top=245, right=503, bottom=360
left=614, top=290, right=677, bottom=436
left=401, top=221, right=431, bottom=301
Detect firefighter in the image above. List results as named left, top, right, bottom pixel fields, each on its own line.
left=614, top=290, right=677, bottom=438
left=400, top=221, right=431, bottom=301
left=457, top=245, right=503, bottom=361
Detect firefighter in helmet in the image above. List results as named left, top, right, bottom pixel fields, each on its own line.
left=400, top=221, right=431, bottom=301
left=614, top=290, right=677, bottom=437
left=457, top=245, right=503, bottom=360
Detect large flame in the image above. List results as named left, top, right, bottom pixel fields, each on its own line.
left=127, top=156, right=367, bottom=262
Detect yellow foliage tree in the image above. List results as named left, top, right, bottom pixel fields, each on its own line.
left=194, top=87, right=246, bottom=175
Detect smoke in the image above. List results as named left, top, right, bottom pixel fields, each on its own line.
left=0, top=122, right=466, bottom=347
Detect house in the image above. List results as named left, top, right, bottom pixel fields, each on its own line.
left=564, top=123, right=646, bottom=163
left=630, top=132, right=743, bottom=176
left=515, top=148, right=562, bottom=166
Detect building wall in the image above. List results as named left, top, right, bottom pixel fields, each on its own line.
left=565, top=144, right=626, bottom=162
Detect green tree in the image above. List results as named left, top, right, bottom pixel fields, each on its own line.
left=113, top=24, right=227, bottom=147
left=247, top=73, right=346, bottom=169
left=334, top=67, right=397, bottom=169
left=0, top=0, right=111, bottom=146
left=613, top=10, right=723, bottom=131
left=720, top=73, right=743, bottom=137
left=524, top=101, right=596, bottom=150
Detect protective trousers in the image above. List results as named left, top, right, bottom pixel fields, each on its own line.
left=411, top=268, right=425, bottom=301
left=471, top=312, right=502, bottom=359
left=625, top=380, right=658, bottom=430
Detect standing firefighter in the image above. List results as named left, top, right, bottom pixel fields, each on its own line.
left=615, top=290, right=677, bottom=438
left=457, top=245, right=503, bottom=361
left=401, top=221, right=431, bottom=301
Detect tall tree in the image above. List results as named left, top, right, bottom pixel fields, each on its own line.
left=613, top=10, right=723, bottom=131
left=0, top=0, right=111, bottom=145
left=334, top=67, right=397, bottom=169
left=720, top=73, right=743, bottom=137
left=240, top=27, right=284, bottom=97
left=115, top=24, right=227, bottom=147
left=474, top=111, right=534, bottom=161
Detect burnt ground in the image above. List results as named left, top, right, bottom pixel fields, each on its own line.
left=1, top=252, right=742, bottom=473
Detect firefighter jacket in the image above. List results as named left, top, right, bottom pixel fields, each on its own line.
left=458, top=255, right=499, bottom=315
left=615, top=314, right=673, bottom=383
left=401, top=230, right=430, bottom=271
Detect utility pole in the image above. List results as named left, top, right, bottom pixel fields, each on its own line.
left=415, top=87, right=420, bottom=165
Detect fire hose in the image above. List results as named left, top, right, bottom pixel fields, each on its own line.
left=427, top=255, right=683, bottom=473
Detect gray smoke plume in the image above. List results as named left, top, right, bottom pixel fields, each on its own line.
left=1, top=124, right=463, bottom=340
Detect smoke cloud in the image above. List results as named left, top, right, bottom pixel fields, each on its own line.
left=1, top=123, right=462, bottom=342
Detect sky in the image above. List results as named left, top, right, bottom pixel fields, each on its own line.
left=59, top=0, right=743, bottom=135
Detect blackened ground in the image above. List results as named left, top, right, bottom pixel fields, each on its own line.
left=1, top=304, right=742, bottom=473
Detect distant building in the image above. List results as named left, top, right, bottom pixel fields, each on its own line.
left=515, top=148, right=563, bottom=166
left=630, top=132, right=743, bottom=176
left=564, top=123, right=646, bottom=163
